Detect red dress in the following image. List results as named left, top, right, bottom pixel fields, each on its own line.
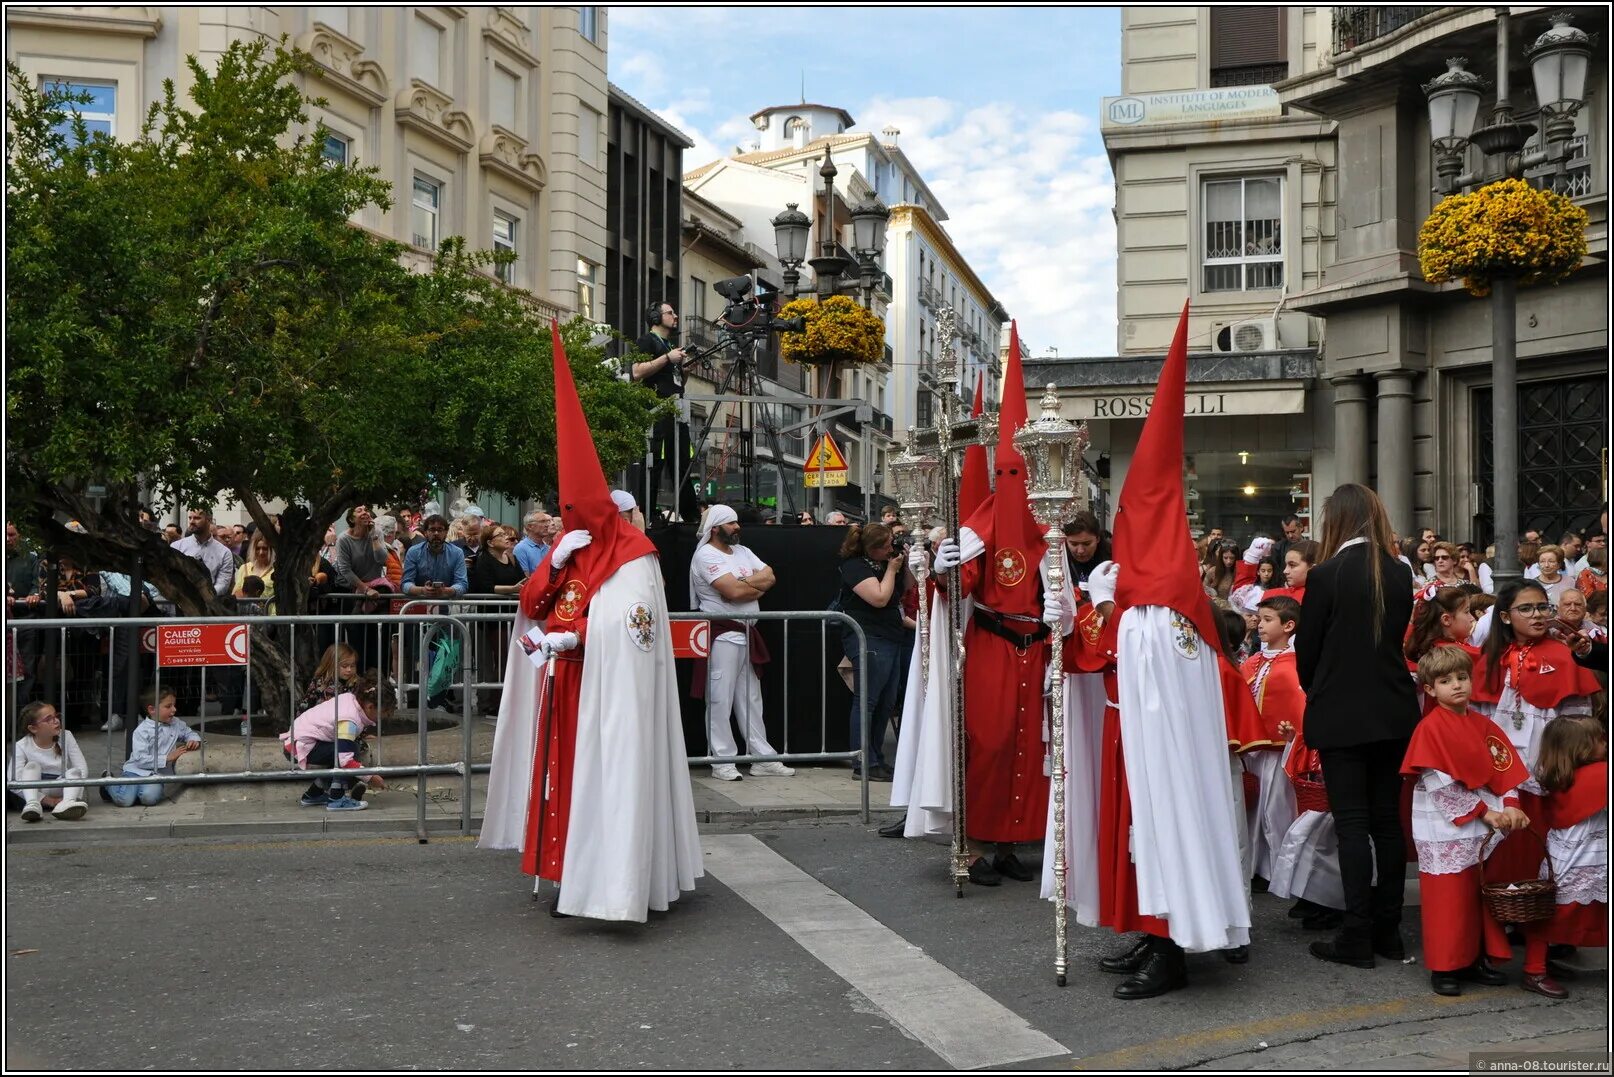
left=1528, top=761, right=1609, bottom=959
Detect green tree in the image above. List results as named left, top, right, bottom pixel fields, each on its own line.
left=6, top=40, right=663, bottom=724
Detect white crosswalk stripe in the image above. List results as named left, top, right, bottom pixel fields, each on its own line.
left=702, top=833, right=1069, bottom=1071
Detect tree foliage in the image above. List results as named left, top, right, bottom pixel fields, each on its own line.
left=6, top=39, right=664, bottom=723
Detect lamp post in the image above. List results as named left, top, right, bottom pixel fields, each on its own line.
left=772, top=146, right=889, bottom=519
left=1012, top=384, right=1089, bottom=987
left=1422, top=10, right=1589, bottom=590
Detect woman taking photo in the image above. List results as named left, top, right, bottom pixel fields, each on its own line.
left=1295, top=483, right=1420, bottom=969
left=1202, top=542, right=1239, bottom=600
left=835, top=523, right=909, bottom=782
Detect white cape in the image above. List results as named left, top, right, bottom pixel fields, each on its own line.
left=889, top=590, right=962, bottom=839
left=479, top=606, right=540, bottom=852
left=1040, top=670, right=1108, bottom=925
left=1267, top=810, right=1346, bottom=910
left=1248, top=745, right=1297, bottom=882
left=479, top=555, right=704, bottom=921
left=1118, top=606, right=1251, bottom=953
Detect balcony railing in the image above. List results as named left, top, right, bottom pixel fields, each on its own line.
left=1332, top=6, right=1442, bottom=55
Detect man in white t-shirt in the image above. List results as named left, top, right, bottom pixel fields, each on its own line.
left=689, top=505, right=793, bottom=782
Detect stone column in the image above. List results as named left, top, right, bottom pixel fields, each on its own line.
left=1374, top=371, right=1415, bottom=537
left=1331, top=374, right=1372, bottom=489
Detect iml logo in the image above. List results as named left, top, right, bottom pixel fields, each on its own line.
left=1108, top=98, right=1146, bottom=125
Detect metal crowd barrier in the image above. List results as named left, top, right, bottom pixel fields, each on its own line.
left=6, top=604, right=877, bottom=829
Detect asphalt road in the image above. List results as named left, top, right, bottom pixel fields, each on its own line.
left=5, top=821, right=1607, bottom=1070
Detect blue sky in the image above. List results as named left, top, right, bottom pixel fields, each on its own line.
left=607, top=6, right=1124, bottom=358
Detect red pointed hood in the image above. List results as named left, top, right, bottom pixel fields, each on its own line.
left=1112, top=303, right=1221, bottom=651
left=957, top=372, right=988, bottom=522
left=546, top=320, right=656, bottom=593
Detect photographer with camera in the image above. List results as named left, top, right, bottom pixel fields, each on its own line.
left=835, top=522, right=912, bottom=782
left=632, top=302, right=699, bottom=522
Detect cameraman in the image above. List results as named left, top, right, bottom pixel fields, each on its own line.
left=632, top=302, right=698, bottom=522
left=835, top=523, right=911, bottom=782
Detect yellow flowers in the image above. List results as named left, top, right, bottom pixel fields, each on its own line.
left=1418, top=177, right=1588, bottom=297
left=778, top=295, right=886, bottom=366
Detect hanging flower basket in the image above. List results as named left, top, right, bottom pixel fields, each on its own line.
left=1417, top=177, right=1588, bottom=298
left=778, top=295, right=886, bottom=366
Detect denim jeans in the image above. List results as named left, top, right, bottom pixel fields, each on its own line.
left=844, top=633, right=902, bottom=770
left=107, top=769, right=168, bottom=807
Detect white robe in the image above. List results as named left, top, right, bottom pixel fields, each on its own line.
left=479, top=555, right=704, bottom=921
left=1248, top=744, right=1297, bottom=882
left=1268, top=810, right=1346, bottom=910
left=1117, top=606, right=1251, bottom=953
left=889, top=591, right=962, bottom=839
left=1039, top=670, right=1108, bottom=925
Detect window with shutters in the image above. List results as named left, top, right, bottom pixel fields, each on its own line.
left=1209, top=7, right=1287, bottom=88
left=1201, top=176, right=1283, bottom=292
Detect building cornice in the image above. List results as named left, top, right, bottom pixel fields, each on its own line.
left=395, top=79, right=475, bottom=153
left=5, top=5, right=161, bottom=37
left=479, top=126, right=546, bottom=192
left=297, top=23, right=389, bottom=108
left=1103, top=115, right=1334, bottom=153
left=1024, top=350, right=1318, bottom=389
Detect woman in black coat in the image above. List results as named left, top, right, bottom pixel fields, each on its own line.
left=1295, top=483, right=1420, bottom=968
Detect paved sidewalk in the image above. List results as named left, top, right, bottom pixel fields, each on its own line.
left=7, top=718, right=884, bottom=843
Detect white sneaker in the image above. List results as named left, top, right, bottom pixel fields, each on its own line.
left=20, top=802, right=42, bottom=823
left=101, top=714, right=124, bottom=733
left=52, top=800, right=88, bottom=821
left=711, top=764, right=743, bottom=782
left=750, top=761, right=795, bottom=777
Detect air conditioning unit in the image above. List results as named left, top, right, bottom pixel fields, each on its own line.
left=1212, top=313, right=1308, bottom=353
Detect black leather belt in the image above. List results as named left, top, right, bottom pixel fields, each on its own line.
left=972, top=608, right=1050, bottom=650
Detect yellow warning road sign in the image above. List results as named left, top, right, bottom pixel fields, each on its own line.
left=803, top=433, right=849, bottom=487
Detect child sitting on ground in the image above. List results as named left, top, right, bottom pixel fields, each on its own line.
left=13, top=701, right=89, bottom=821
left=107, top=686, right=200, bottom=807
left=1402, top=647, right=1532, bottom=996
left=282, top=673, right=390, bottom=812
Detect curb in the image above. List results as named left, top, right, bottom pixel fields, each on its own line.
left=6, top=805, right=901, bottom=846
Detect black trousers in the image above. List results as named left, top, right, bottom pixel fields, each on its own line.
left=645, top=414, right=697, bottom=522
left=1317, top=739, right=1409, bottom=934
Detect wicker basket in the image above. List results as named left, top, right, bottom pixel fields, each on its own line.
left=1292, top=771, right=1331, bottom=814
left=1480, top=827, right=1557, bottom=925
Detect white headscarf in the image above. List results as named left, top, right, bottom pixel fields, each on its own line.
left=610, top=490, right=638, bottom=515
left=691, top=504, right=740, bottom=605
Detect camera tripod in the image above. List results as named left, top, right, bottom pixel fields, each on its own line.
left=671, top=332, right=800, bottom=522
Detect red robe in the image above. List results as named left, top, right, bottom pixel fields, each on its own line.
left=518, top=562, right=593, bottom=881
left=1529, top=761, right=1609, bottom=953
left=957, top=506, right=1050, bottom=844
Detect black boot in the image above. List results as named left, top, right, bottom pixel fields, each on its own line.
left=992, top=850, right=1034, bottom=882
left=1455, top=958, right=1507, bottom=986
left=1221, top=944, right=1250, bottom=965
left=878, top=819, right=906, bottom=838
left=1114, top=938, right=1188, bottom=1000
left=1099, top=935, right=1153, bottom=974
left=1371, top=923, right=1405, bottom=961
left=1310, top=927, right=1375, bottom=970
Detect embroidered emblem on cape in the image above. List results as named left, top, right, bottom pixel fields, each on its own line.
left=1080, top=608, right=1104, bottom=644
left=554, top=580, right=588, bottom=623
left=625, top=602, right=656, bottom=652
left=1170, top=611, right=1200, bottom=659
left=1538, top=662, right=1556, bottom=674
left=995, top=548, right=1028, bottom=587
left=1486, top=735, right=1514, bottom=772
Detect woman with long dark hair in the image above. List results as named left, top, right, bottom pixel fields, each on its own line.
left=835, top=523, right=909, bottom=782
left=1294, top=483, right=1420, bottom=968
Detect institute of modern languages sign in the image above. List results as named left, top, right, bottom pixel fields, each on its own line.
left=1102, top=87, right=1281, bottom=129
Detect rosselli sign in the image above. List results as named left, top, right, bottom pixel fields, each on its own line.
left=1068, top=387, right=1304, bottom=421
left=1102, top=87, right=1281, bottom=129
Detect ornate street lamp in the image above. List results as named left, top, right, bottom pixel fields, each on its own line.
left=1528, top=13, right=1592, bottom=144
left=771, top=202, right=811, bottom=299
left=1012, top=384, right=1089, bottom=988
left=1422, top=11, right=1592, bottom=590
left=851, top=192, right=891, bottom=306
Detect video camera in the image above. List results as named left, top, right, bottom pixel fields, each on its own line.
left=713, top=275, right=806, bottom=343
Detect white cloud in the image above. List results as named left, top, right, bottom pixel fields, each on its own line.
left=856, top=95, right=1117, bottom=357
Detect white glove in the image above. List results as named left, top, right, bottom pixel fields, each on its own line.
left=1243, top=537, right=1274, bottom=565
left=1042, top=586, right=1063, bottom=627
left=933, top=537, right=963, bottom=571
left=1085, top=561, right=1119, bottom=607
left=550, top=529, right=593, bottom=569
left=907, top=544, right=928, bottom=575
left=539, top=631, right=579, bottom=658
